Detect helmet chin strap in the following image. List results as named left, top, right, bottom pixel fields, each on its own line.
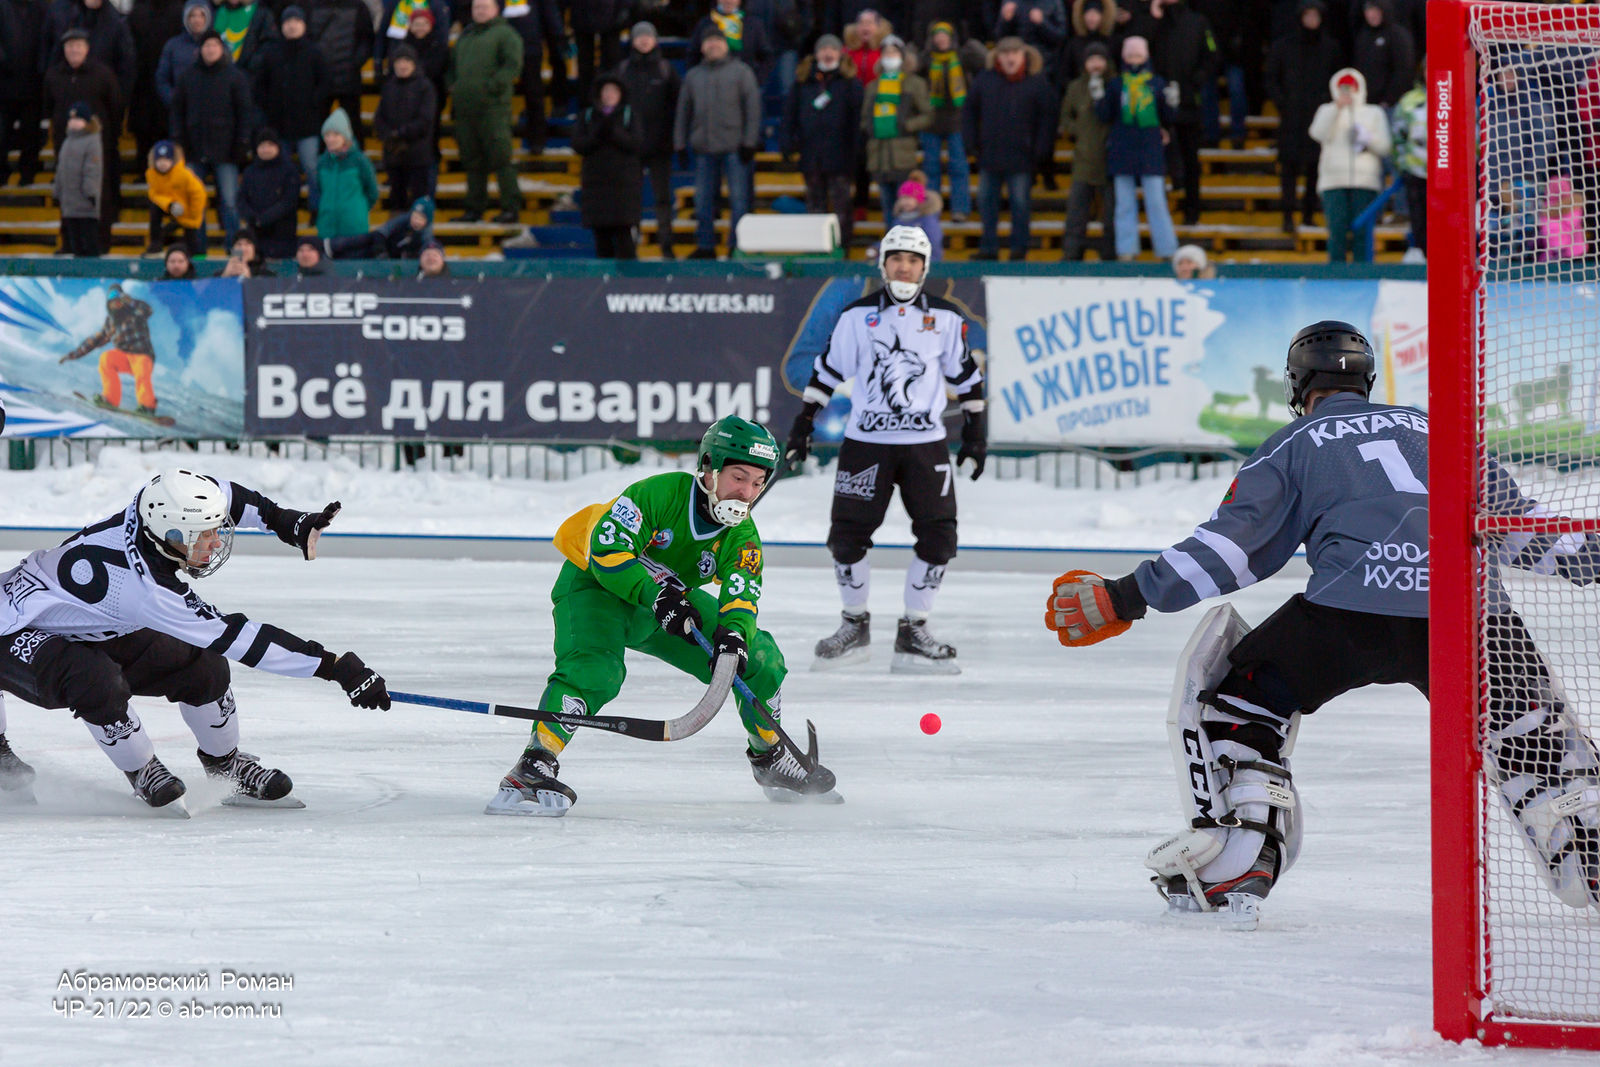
left=885, top=278, right=923, bottom=303
left=700, top=468, right=751, bottom=527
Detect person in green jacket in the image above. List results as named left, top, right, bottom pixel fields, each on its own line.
left=447, top=0, right=523, bottom=223
left=315, top=108, right=378, bottom=239
left=485, top=416, right=841, bottom=817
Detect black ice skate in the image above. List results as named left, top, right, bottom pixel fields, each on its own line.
left=748, top=727, right=843, bottom=804
left=0, top=733, right=37, bottom=803
left=484, top=748, right=576, bottom=817
left=1155, top=842, right=1281, bottom=931
left=126, top=756, right=189, bottom=815
left=891, top=617, right=960, bottom=675
left=199, top=747, right=303, bottom=808
left=812, top=610, right=870, bottom=670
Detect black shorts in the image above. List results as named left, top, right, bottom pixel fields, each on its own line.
left=826, top=436, right=959, bottom=565
left=0, top=627, right=229, bottom=725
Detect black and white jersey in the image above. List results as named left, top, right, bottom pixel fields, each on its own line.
left=0, top=480, right=332, bottom=677
left=806, top=288, right=983, bottom=446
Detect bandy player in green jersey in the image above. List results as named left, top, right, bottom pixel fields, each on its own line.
left=486, top=417, right=841, bottom=816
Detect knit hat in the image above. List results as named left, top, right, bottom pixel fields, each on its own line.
left=631, top=21, right=656, bottom=39
left=392, top=43, right=419, bottom=65
left=1083, top=41, right=1110, bottom=62
left=321, top=107, right=355, bottom=142
left=422, top=238, right=445, bottom=254
left=67, top=100, right=93, bottom=121
left=280, top=4, right=305, bottom=22
left=814, top=33, right=843, bottom=52
left=411, top=196, right=434, bottom=223
left=296, top=235, right=324, bottom=257
left=928, top=20, right=955, bottom=40
left=408, top=4, right=433, bottom=24
left=199, top=28, right=223, bottom=46
left=701, top=28, right=726, bottom=42
left=60, top=27, right=89, bottom=43
left=1172, top=244, right=1208, bottom=270
left=1082, top=0, right=1103, bottom=11
left=897, top=175, right=927, bottom=204
left=152, top=140, right=177, bottom=163
left=254, top=125, right=280, bottom=149
left=232, top=223, right=257, bottom=249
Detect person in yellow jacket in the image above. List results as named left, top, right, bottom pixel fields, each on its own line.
left=146, top=140, right=209, bottom=255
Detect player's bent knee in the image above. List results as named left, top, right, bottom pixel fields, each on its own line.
left=551, top=652, right=625, bottom=710
left=826, top=534, right=870, bottom=566
left=910, top=519, right=957, bottom=566
left=166, top=650, right=230, bottom=706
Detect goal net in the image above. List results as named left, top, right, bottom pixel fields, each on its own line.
left=1430, top=0, right=1600, bottom=1050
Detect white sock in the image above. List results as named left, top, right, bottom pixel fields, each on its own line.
left=181, top=688, right=240, bottom=758
left=85, top=711, right=156, bottom=773
left=835, top=558, right=870, bottom=614
left=903, top=557, right=947, bottom=620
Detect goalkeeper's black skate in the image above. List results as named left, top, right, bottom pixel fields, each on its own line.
left=199, top=747, right=302, bottom=808
left=1155, top=843, right=1280, bottom=931
left=891, top=616, right=960, bottom=675
left=748, top=728, right=843, bottom=805
left=485, top=748, right=576, bottom=817
left=812, top=610, right=870, bottom=670
left=0, top=733, right=37, bottom=794
left=126, top=756, right=189, bottom=815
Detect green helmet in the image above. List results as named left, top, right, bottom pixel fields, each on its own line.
left=697, top=416, right=779, bottom=474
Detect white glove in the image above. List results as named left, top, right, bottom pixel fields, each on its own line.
left=1162, top=82, right=1180, bottom=108
left=169, top=202, right=184, bottom=217
left=1089, top=73, right=1104, bottom=101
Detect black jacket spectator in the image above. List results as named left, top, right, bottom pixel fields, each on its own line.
left=237, top=131, right=301, bottom=258
left=994, top=0, right=1069, bottom=83
left=1351, top=0, right=1413, bottom=108
left=963, top=43, right=1058, bottom=174
left=403, top=10, right=449, bottom=102
left=40, top=0, right=134, bottom=97
left=170, top=35, right=252, bottom=166
left=308, top=0, right=375, bottom=98
left=1124, top=0, right=1216, bottom=123
left=1063, top=0, right=1123, bottom=83
left=126, top=0, right=184, bottom=157
left=375, top=50, right=436, bottom=169
left=572, top=75, right=644, bottom=230
left=254, top=31, right=328, bottom=142
left=42, top=49, right=118, bottom=146
left=616, top=35, right=681, bottom=160
left=783, top=52, right=861, bottom=174
left=1266, top=0, right=1343, bottom=170
left=0, top=0, right=43, bottom=103
left=825, top=0, right=905, bottom=34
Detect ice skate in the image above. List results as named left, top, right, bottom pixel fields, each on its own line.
left=891, top=617, right=960, bottom=675
left=812, top=611, right=870, bottom=670
left=748, top=727, right=843, bottom=804
left=126, top=755, right=189, bottom=816
left=485, top=748, right=576, bottom=817
left=199, top=747, right=304, bottom=809
left=1154, top=842, right=1280, bottom=932
left=0, top=733, right=37, bottom=804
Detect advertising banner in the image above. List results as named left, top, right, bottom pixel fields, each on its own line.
left=0, top=278, right=245, bottom=437
left=246, top=278, right=825, bottom=439
left=987, top=277, right=1428, bottom=449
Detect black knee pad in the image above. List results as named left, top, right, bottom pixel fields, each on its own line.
left=826, top=530, right=871, bottom=566
left=166, top=651, right=231, bottom=707
left=910, top=518, right=957, bottom=566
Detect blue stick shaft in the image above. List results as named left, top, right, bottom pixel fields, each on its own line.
left=390, top=690, right=490, bottom=714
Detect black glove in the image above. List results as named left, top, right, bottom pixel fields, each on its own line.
left=270, top=501, right=341, bottom=560
left=322, top=651, right=390, bottom=710
left=738, top=144, right=757, bottom=164
left=652, top=583, right=699, bottom=643
left=711, top=624, right=749, bottom=676
left=786, top=401, right=820, bottom=465
left=957, top=409, right=987, bottom=480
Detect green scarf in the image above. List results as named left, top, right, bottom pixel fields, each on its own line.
left=927, top=50, right=966, bottom=109
left=1121, top=70, right=1159, bottom=129
left=711, top=11, right=744, bottom=51
left=872, top=71, right=902, bottom=139
left=213, top=2, right=254, bottom=59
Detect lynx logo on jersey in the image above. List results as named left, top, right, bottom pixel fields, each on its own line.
left=835, top=464, right=880, bottom=500
left=8, top=629, right=51, bottom=664
left=859, top=335, right=935, bottom=433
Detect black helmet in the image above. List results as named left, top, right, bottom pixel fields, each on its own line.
left=1285, top=320, right=1376, bottom=415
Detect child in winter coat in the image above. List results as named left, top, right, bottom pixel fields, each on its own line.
left=375, top=44, right=438, bottom=211
left=892, top=171, right=944, bottom=260
left=146, top=140, right=208, bottom=255
left=237, top=128, right=305, bottom=260
left=55, top=101, right=103, bottom=257
left=1309, top=67, right=1392, bottom=263
left=316, top=107, right=379, bottom=239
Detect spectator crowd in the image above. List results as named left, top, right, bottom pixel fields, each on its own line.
left=7, top=0, right=1579, bottom=268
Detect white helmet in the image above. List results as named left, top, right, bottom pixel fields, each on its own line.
left=879, top=224, right=932, bottom=304
left=137, top=469, right=235, bottom=578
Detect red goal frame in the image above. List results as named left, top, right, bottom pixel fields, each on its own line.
left=1428, top=0, right=1600, bottom=1050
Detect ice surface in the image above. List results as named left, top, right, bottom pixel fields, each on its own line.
left=0, top=555, right=1567, bottom=1065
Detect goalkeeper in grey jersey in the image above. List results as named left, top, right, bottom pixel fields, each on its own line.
left=1045, top=320, right=1600, bottom=927
left=0, top=469, right=391, bottom=812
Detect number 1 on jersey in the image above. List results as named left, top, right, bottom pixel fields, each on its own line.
left=1359, top=439, right=1427, bottom=494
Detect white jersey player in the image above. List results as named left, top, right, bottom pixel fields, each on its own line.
left=0, top=470, right=391, bottom=811
left=785, top=225, right=986, bottom=673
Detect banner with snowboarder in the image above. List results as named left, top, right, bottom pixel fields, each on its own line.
left=986, top=277, right=1429, bottom=449
left=0, top=277, right=245, bottom=437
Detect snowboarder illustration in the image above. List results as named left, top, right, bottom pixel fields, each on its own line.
left=59, top=284, right=161, bottom=417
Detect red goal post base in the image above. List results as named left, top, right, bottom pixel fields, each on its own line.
left=1429, top=0, right=1600, bottom=1051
